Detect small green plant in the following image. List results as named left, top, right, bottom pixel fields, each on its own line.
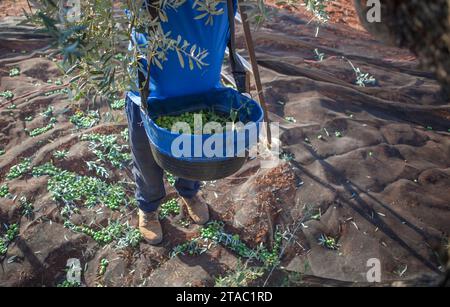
left=41, top=106, right=54, bottom=118
left=172, top=221, right=283, bottom=267
left=0, top=90, right=14, bottom=100
left=70, top=110, right=100, bottom=129
left=31, top=162, right=60, bottom=177
left=7, top=104, right=16, bottom=110
left=24, top=116, right=34, bottom=121
left=165, top=172, right=176, bottom=186
left=29, top=123, right=54, bottom=137
left=280, top=151, right=295, bottom=162
left=86, top=161, right=110, bottom=178
left=0, top=184, right=9, bottom=198
left=334, top=131, right=342, bottom=138
left=81, top=133, right=131, bottom=169
left=5, top=224, right=19, bottom=242
left=115, top=227, right=142, bottom=249
left=6, top=158, right=31, bottom=180
left=33, top=163, right=127, bottom=210
left=111, top=98, right=126, bottom=110
left=314, top=48, right=325, bottom=61
left=9, top=67, right=20, bottom=77
left=0, top=223, right=19, bottom=256
left=114, top=53, right=126, bottom=62
left=57, top=280, right=81, bottom=287
left=0, top=241, right=6, bottom=255
left=66, top=221, right=120, bottom=245
left=120, top=128, right=129, bottom=142
left=159, top=199, right=181, bottom=219
left=215, top=260, right=264, bottom=287
left=0, top=149, right=5, bottom=156
left=60, top=202, right=80, bottom=218
left=303, top=0, right=330, bottom=23
left=65, top=220, right=142, bottom=248
left=318, top=234, right=340, bottom=250
left=394, top=264, right=408, bottom=278
left=178, top=219, right=191, bottom=228
left=257, top=231, right=283, bottom=267
left=348, top=60, right=377, bottom=87
left=171, top=238, right=207, bottom=256
left=311, top=208, right=322, bottom=220
left=98, top=258, right=109, bottom=276
left=53, top=150, right=69, bottom=159
left=44, top=88, right=69, bottom=96
left=19, top=196, right=35, bottom=219
left=52, top=171, right=126, bottom=210
left=285, top=116, right=297, bottom=123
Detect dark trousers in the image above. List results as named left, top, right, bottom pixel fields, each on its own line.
left=125, top=96, right=200, bottom=213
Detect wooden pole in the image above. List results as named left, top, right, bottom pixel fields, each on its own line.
left=238, top=7, right=272, bottom=147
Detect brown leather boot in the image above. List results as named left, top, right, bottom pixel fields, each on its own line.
left=180, top=194, right=209, bottom=225
left=138, top=209, right=163, bottom=245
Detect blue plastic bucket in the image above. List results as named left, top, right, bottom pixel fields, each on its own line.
left=127, top=88, right=264, bottom=180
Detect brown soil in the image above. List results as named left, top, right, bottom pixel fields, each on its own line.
left=0, top=0, right=29, bottom=18
left=0, top=1, right=449, bottom=287
left=267, top=0, right=364, bottom=30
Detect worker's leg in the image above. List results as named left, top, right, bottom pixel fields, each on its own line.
left=174, top=178, right=200, bottom=199
left=125, top=96, right=166, bottom=213
left=177, top=178, right=208, bottom=225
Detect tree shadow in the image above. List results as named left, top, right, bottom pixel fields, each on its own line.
left=289, top=143, right=442, bottom=274
left=159, top=221, right=232, bottom=286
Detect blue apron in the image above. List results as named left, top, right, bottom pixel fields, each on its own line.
left=129, top=0, right=236, bottom=99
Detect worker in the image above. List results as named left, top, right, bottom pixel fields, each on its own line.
left=126, top=0, right=237, bottom=244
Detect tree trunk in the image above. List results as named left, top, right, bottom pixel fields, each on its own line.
left=354, top=0, right=450, bottom=96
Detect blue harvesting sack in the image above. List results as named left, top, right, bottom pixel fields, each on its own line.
left=130, top=0, right=237, bottom=99
left=127, top=88, right=264, bottom=162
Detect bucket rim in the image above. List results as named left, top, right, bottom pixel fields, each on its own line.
left=128, top=88, right=265, bottom=139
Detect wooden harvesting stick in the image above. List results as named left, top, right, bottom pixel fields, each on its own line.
left=238, top=7, right=272, bottom=148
